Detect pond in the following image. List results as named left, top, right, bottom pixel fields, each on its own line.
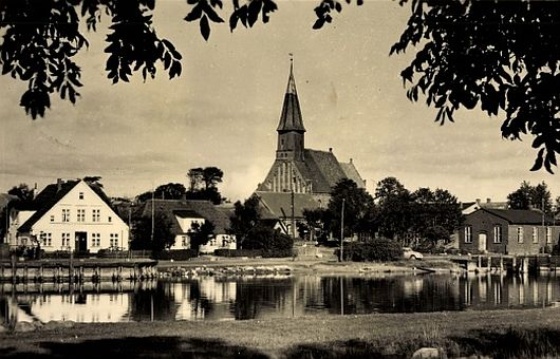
left=1, top=271, right=559, bottom=323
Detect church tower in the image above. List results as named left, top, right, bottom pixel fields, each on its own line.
left=276, top=60, right=305, bottom=161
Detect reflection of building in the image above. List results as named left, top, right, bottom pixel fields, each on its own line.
left=171, top=278, right=237, bottom=321
left=6, top=179, right=129, bottom=253
left=6, top=291, right=131, bottom=323
left=255, top=63, right=365, bottom=236
left=459, top=208, right=560, bottom=255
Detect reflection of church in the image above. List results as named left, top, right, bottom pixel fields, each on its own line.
left=254, top=62, right=365, bottom=235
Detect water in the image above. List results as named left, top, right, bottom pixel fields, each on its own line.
left=2, top=272, right=560, bottom=323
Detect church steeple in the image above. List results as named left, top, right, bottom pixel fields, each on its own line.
left=277, top=58, right=305, bottom=160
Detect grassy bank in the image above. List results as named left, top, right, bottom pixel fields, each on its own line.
left=2, top=308, right=560, bottom=358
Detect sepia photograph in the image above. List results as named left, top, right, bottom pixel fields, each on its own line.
left=2, top=1, right=560, bottom=358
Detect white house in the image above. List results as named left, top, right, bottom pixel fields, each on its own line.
left=142, top=199, right=236, bottom=253
left=6, top=179, right=129, bottom=253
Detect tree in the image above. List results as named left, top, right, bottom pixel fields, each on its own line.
left=327, top=178, right=375, bottom=240
left=131, top=211, right=175, bottom=252
left=507, top=181, right=553, bottom=213
left=189, top=220, right=215, bottom=253
left=185, top=166, right=224, bottom=204
left=302, top=207, right=331, bottom=242
left=392, top=0, right=560, bottom=173
left=229, top=195, right=261, bottom=250
left=374, top=177, right=412, bottom=241
left=136, top=183, right=187, bottom=202
left=0, top=0, right=359, bottom=119
left=7, top=183, right=34, bottom=202
left=410, top=187, right=463, bottom=246
left=83, top=175, right=103, bottom=188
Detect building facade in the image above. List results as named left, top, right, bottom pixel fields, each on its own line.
left=459, top=208, right=560, bottom=255
left=6, top=179, right=129, bottom=253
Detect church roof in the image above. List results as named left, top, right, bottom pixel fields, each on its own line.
left=254, top=191, right=320, bottom=219
left=295, top=149, right=348, bottom=193
left=277, top=62, right=305, bottom=133
left=339, top=160, right=366, bottom=188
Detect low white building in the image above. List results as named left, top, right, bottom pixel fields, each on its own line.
left=142, top=199, right=236, bottom=253
left=6, top=179, right=129, bottom=253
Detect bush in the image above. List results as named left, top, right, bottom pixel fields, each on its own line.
left=241, top=225, right=294, bottom=258
left=96, top=249, right=130, bottom=259
left=337, top=238, right=402, bottom=262
left=41, top=250, right=72, bottom=259
left=153, top=249, right=198, bottom=261
left=214, top=249, right=263, bottom=258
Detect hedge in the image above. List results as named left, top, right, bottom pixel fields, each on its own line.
left=336, top=239, right=402, bottom=262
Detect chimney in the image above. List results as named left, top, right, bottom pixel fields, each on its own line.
left=32, top=183, right=38, bottom=199
left=57, top=178, right=64, bottom=192
left=486, top=198, right=491, bottom=203
left=349, top=158, right=353, bottom=164
left=476, top=198, right=481, bottom=206
left=329, top=148, right=332, bottom=153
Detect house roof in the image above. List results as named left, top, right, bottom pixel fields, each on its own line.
left=18, top=181, right=81, bottom=233
left=254, top=191, right=320, bottom=219
left=17, top=180, right=120, bottom=233
left=479, top=208, right=555, bottom=225
left=142, top=199, right=232, bottom=234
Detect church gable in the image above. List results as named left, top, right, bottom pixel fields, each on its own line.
left=297, top=149, right=348, bottom=193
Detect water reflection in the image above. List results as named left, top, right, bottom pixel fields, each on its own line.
left=3, top=272, right=560, bottom=324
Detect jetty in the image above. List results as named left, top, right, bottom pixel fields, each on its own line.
left=450, top=254, right=560, bottom=274
left=0, top=258, right=158, bottom=285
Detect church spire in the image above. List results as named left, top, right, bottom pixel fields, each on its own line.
left=277, top=57, right=305, bottom=132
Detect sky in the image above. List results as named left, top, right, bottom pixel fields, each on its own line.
left=1, top=0, right=559, bottom=203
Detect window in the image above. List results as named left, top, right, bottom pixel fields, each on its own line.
left=50, top=215, right=55, bottom=222
left=92, top=233, right=101, bottom=247
left=182, top=236, right=188, bottom=247
left=110, top=233, right=119, bottom=248
left=532, top=227, right=539, bottom=244
left=517, top=227, right=524, bottom=243
left=547, top=227, right=553, bottom=244
left=62, top=233, right=71, bottom=247
left=79, top=192, right=84, bottom=200
left=493, top=225, right=502, bottom=243
left=77, top=209, right=85, bottom=222
left=40, top=232, right=52, bottom=246
left=108, top=216, right=112, bottom=223
left=464, top=226, right=472, bottom=243
left=62, top=209, right=70, bottom=222
left=92, top=209, right=100, bottom=222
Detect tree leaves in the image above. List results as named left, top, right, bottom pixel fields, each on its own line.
left=393, top=0, right=560, bottom=173
left=0, top=0, right=361, bottom=118
left=184, top=0, right=224, bottom=41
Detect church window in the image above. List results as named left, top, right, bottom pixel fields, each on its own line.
left=281, top=139, right=284, bottom=149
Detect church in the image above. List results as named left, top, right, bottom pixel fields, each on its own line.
left=254, top=62, right=365, bottom=237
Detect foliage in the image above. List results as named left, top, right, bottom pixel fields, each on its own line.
left=374, top=177, right=413, bottom=241
left=507, top=180, right=553, bottom=213
left=243, top=225, right=293, bottom=253
left=338, top=238, right=402, bottom=262
left=409, top=188, right=463, bottom=243
left=152, top=249, right=198, bottom=261
left=393, top=0, right=560, bottom=173
left=327, top=178, right=376, bottom=239
left=0, top=1, right=362, bottom=119
left=374, top=179, right=463, bottom=243
left=82, top=175, right=103, bottom=188
left=131, top=211, right=175, bottom=252
left=214, top=248, right=262, bottom=257
left=7, top=183, right=34, bottom=202
left=229, top=195, right=261, bottom=249
left=185, top=167, right=224, bottom=204
left=189, top=220, right=216, bottom=252
left=136, top=182, right=187, bottom=202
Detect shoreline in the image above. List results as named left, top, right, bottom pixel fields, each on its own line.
left=1, top=307, right=560, bottom=358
